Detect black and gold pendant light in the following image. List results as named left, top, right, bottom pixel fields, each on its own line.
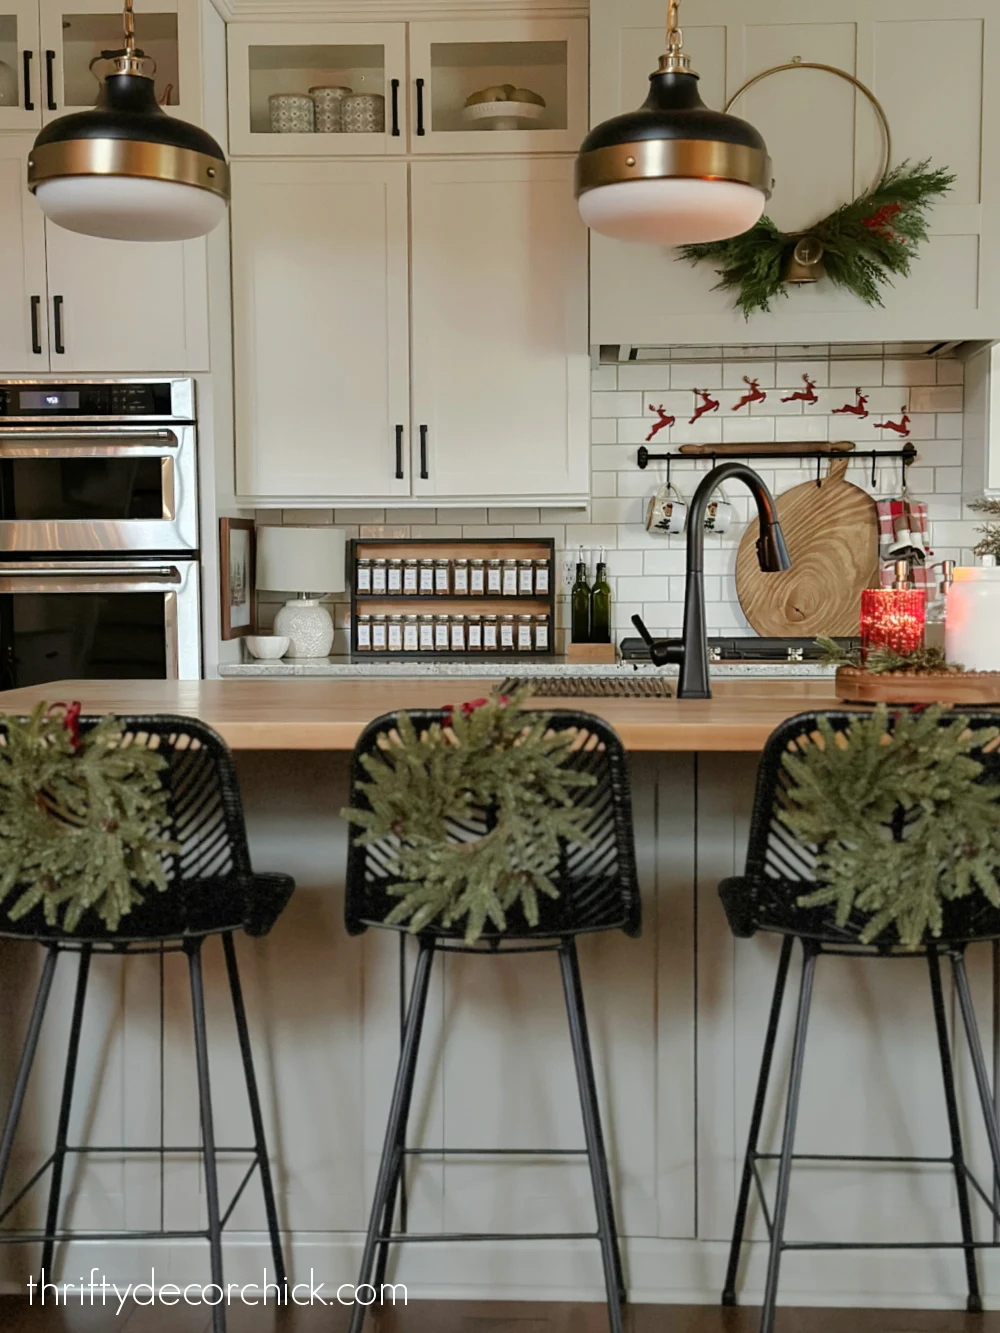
left=27, top=0, right=229, bottom=242
left=575, top=0, right=772, bottom=245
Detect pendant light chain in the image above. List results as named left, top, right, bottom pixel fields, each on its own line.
left=666, top=0, right=683, bottom=57
left=122, top=0, right=135, bottom=56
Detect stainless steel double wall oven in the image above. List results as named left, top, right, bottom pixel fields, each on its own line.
left=0, top=379, right=201, bottom=687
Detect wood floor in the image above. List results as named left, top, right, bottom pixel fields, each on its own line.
left=2, top=1301, right=1000, bottom=1332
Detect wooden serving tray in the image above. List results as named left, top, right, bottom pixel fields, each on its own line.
left=836, top=666, right=1000, bottom=705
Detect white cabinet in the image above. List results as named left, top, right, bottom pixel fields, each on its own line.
left=0, top=0, right=41, bottom=129
left=0, top=134, right=208, bottom=372
left=590, top=0, right=1000, bottom=345
left=233, top=158, right=589, bottom=506
left=410, top=159, right=589, bottom=502
left=231, top=160, right=411, bottom=502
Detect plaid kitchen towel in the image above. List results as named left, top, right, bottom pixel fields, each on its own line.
left=876, top=498, right=933, bottom=591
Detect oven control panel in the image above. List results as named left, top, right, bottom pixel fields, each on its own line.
left=0, top=381, right=192, bottom=421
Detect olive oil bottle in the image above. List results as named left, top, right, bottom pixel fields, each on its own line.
left=571, top=557, right=592, bottom=644
left=590, top=555, right=612, bottom=644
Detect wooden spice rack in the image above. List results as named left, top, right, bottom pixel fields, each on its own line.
left=349, top=537, right=557, bottom=661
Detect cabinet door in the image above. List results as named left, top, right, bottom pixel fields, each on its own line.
left=0, top=134, right=49, bottom=371
left=43, top=223, right=209, bottom=372
left=227, top=22, right=407, bottom=157
left=0, top=0, right=41, bottom=128
left=231, top=161, right=410, bottom=502
left=410, top=159, right=589, bottom=503
left=590, top=0, right=1000, bottom=345
left=38, top=0, right=200, bottom=125
left=407, top=18, right=587, bottom=155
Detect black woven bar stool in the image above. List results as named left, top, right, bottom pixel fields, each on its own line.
left=720, top=708, right=1000, bottom=1333
left=344, top=707, right=641, bottom=1333
left=0, top=715, right=294, bottom=1333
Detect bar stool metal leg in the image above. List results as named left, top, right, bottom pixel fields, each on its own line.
left=221, top=931, right=287, bottom=1289
left=0, top=945, right=59, bottom=1201
left=927, top=947, right=981, bottom=1313
left=187, top=940, right=226, bottom=1333
left=952, top=951, right=1000, bottom=1211
left=759, top=942, right=817, bottom=1333
left=559, top=938, right=626, bottom=1332
left=41, top=945, right=92, bottom=1281
left=723, top=934, right=794, bottom=1307
left=349, top=937, right=436, bottom=1333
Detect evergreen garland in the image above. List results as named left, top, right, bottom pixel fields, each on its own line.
left=342, top=688, right=597, bottom=943
left=0, top=703, right=176, bottom=932
left=779, top=705, right=1000, bottom=949
left=680, top=160, right=955, bottom=318
left=815, top=637, right=962, bottom=675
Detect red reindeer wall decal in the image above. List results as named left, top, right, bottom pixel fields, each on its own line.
left=645, top=404, right=676, bottom=442
left=689, top=389, right=720, bottom=425
left=781, top=374, right=819, bottom=405
left=832, top=388, right=869, bottom=419
left=875, top=409, right=911, bottom=438
left=732, top=376, right=768, bottom=412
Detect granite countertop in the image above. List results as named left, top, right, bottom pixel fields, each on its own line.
left=219, top=656, right=836, bottom=680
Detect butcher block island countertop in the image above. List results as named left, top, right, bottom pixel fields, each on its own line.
left=0, top=676, right=839, bottom=751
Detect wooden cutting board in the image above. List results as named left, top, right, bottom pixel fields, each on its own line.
left=735, top=457, right=880, bottom=638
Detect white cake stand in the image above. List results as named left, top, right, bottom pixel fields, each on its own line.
left=461, top=100, right=546, bottom=131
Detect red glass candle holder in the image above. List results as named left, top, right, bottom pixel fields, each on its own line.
left=860, top=588, right=926, bottom=660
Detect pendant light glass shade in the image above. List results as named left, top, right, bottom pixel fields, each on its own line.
left=27, top=0, right=229, bottom=242
left=576, top=0, right=771, bottom=245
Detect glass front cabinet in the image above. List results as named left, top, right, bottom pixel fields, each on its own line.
left=227, top=17, right=587, bottom=156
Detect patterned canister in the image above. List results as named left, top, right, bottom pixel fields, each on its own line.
left=309, top=85, right=351, bottom=133
left=269, top=93, right=315, bottom=134
left=342, top=93, right=385, bottom=134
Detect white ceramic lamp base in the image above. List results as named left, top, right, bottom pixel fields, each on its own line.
left=273, top=598, right=334, bottom=658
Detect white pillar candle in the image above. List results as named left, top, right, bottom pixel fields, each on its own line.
left=945, top=566, right=1000, bottom=670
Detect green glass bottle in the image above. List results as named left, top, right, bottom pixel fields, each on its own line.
left=571, top=560, right=592, bottom=644
left=591, top=560, right=612, bottom=644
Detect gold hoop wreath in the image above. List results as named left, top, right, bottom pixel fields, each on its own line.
left=681, top=59, right=954, bottom=317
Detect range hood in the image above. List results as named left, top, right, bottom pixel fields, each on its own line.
left=595, top=341, right=981, bottom=365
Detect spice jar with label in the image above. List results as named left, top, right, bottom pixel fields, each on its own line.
left=470, top=560, right=486, bottom=596
left=418, top=614, right=435, bottom=652
left=387, top=614, right=404, bottom=653
left=419, top=559, right=435, bottom=595
left=403, top=559, right=419, bottom=595
left=356, top=558, right=373, bottom=595
left=534, top=560, right=550, bottom=595
left=467, top=614, right=483, bottom=651
left=517, top=614, right=533, bottom=651
left=500, top=614, right=516, bottom=650
left=403, top=615, right=420, bottom=652
left=372, top=559, right=388, bottom=596
left=534, top=614, right=550, bottom=652
left=434, top=560, right=451, bottom=595
left=518, top=561, right=534, bottom=596
left=434, top=615, right=450, bottom=651
left=371, top=614, right=388, bottom=652
left=482, top=614, right=499, bottom=651
left=502, top=560, right=519, bottom=596
left=450, top=615, right=467, bottom=651
left=453, top=559, right=470, bottom=595
left=387, top=558, right=403, bottom=596
left=487, top=559, right=503, bottom=595
left=356, top=614, right=372, bottom=651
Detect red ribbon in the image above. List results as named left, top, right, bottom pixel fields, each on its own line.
left=48, top=700, right=82, bottom=751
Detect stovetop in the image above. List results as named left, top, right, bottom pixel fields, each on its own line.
left=619, top=636, right=855, bottom=664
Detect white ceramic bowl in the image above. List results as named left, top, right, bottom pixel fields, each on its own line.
left=246, top=635, right=291, bottom=660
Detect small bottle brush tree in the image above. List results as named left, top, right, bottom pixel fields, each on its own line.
left=969, top=497, right=1000, bottom=562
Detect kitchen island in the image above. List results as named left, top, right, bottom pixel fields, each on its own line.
left=0, top=677, right=995, bottom=1314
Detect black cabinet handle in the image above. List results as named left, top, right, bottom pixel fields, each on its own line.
left=394, top=424, right=404, bottom=480
left=30, top=296, right=41, bottom=355
left=44, top=50, right=55, bottom=111
left=22, top=51, right=33, bottom=111
left=415, top=78, right=425, bottom=136
left=419, top=425, right=428, bottom=479
left=52, top=295, right=64, bottom=354
left=390, top=78, right=400, bottom=136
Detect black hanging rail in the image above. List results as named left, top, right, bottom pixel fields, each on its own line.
left=637, top=443, right=917, bottom=469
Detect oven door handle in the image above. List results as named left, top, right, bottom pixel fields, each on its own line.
left=0, top=565, right=183, bottom=591
left=0, top=429, right=176, bottom=443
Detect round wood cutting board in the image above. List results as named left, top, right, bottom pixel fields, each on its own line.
left=735, top=457, right=880, bottom=638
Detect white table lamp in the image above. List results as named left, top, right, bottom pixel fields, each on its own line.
left=256, top=526, right=345, bottom=658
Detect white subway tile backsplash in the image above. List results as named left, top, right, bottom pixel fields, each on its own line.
left=617, top=364, right=673, bottom=390
left=590, top=365, right=618, bottom=391
left=937, top=359, right=965, bottom=385
left=669, top=361, right=723, bottom=390
left=829, top=359, right=881, bottom=388
left=592, top=391, right=643, bottom=418
left=591, top=418, right=618, bottom=445
left=909, top=385, right=964, bottom=414
left=722, top=415, right=776, bottom=443
left=723, top=362, right=777, bottom=390
left=883, top=358, right=936, bottom=386
left=591, top=472, right=618, bottom=497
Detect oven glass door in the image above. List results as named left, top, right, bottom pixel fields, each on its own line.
left=0, top=426, right=197, bottom=553
left=0, top=561, right=201, bottom=686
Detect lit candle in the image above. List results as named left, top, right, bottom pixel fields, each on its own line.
left=860, top=587, right=926, bottom=660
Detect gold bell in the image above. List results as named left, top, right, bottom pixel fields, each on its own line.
left=783, top=235, right=826, bottom=284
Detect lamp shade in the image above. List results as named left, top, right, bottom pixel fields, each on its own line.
left=257, top=526, right=345, bottom=595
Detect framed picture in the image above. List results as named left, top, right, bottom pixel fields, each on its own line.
left=220, top=518, right=256, bottom=640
